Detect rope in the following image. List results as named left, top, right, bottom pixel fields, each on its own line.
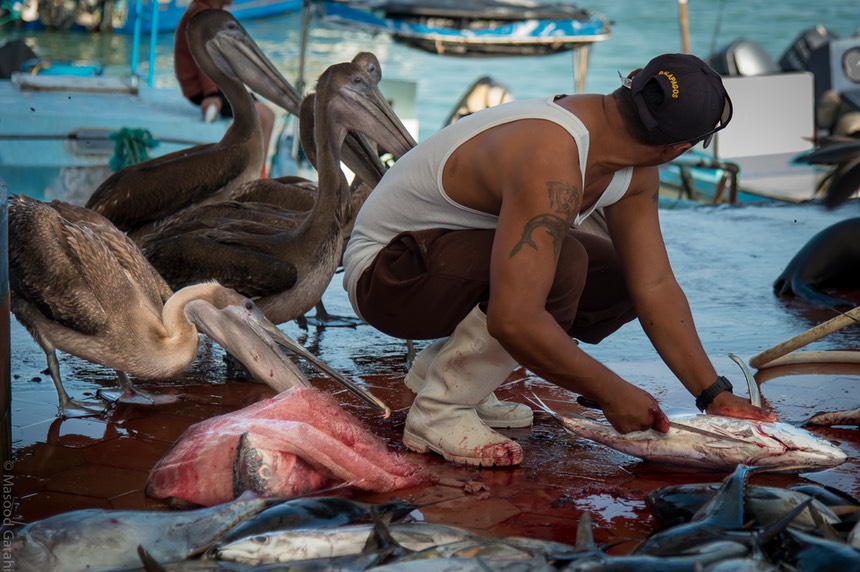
left=109, top=128, right=159, bottom=171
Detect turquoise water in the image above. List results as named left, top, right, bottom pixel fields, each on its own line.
left=2, top=0, right=858, bottom=140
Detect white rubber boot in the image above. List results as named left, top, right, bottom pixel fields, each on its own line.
left=404, top=339, right=533, bottom=429
left=402, top=305, right=526, bottom=466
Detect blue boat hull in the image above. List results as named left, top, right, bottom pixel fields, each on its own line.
left=115, top=0, right=302, bottom=35
left=321, top=0, right=611, bottom=57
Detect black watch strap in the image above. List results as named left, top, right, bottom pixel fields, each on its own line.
left=695, top=376, right=733, bottom=412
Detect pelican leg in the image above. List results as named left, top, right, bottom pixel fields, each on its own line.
left=45, top=350, right=105, bottom=418
left=97, top=372, right=182, bottom=406
left=303, top=301, right=362, bottom=329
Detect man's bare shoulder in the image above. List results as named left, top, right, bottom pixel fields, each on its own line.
left=625, top=165, right=661, bottom=198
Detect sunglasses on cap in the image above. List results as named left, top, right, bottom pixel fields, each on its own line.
left=620, top=71, right=734, bottom=148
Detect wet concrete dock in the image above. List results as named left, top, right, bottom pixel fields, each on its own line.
left=5, top=200, right=860, bottom=552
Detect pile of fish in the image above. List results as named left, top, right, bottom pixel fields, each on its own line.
left=530, top=396, right=847, bottom=473
left=13, top=465, right=860, bottom=571
left=632, top=464, right=860, bottom=571
left=145, top=387, right=431, bottom=507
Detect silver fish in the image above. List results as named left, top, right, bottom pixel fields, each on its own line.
left=368, top=556, right=555, bottom=571
left=850, top=518, right=860, bottom=549
left=214, top=522, right=480, bottom=565
left=530, top=396, right=846, bottom=473
left=806, top=407, right=860, bottom=427
left=647, top=482, right=842, bottom=531
left=10, top=491, right=269, bottom=572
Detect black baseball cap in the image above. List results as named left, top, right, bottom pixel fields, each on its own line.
left=624, top=53, right=733, bottom=148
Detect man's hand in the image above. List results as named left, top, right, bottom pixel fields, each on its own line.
left=602, top=386, right=670, bottom=434
left=707, top=391, right=776, bottom=422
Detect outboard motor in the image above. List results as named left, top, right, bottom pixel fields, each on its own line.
left=708, top=38, right=780, bottom=76
left=779, top=25, right=837, bottom=72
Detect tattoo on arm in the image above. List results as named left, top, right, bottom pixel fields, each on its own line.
left=510, top=213, right=569, bottom=258
left=651, top=189, right=659, bottom=203
left=547, top=181, right=580, bottom=219
left=509, top=181, right=579, bottom=259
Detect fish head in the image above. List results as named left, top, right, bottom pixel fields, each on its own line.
left=215, top=533, right=277, bottom=564
left=753, top=421, right=848, bottom=472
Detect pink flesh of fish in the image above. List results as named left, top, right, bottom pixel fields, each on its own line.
left=146, top=387, right=431, bottom=507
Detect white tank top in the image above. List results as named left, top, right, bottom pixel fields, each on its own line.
left=342, top=96, right=633, bottom=314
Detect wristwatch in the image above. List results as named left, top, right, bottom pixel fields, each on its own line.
left=695, top=376, right=733, bottom=412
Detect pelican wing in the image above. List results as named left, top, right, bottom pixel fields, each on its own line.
left=143, top=228, right=298, bottom=297
left=85, top=141, right=252, bottom=231
left=49, top=201, right=173, bottom=305
left=10, top=197, right=124, bottom=334
left=141, top=201, right=302, bottom=243
left=230, top=178, right=318, bottom=212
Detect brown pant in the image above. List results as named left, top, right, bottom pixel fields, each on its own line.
left=355, top=228, right=636, bottom=343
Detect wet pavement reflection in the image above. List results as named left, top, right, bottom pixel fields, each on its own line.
left=6, top=202, right=860, bottom=552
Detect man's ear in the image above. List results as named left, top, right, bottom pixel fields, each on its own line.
left=660, top=142, right=692, bottom=162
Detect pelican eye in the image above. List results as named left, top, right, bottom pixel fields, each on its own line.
left=243, top=300, right=254, bottom=312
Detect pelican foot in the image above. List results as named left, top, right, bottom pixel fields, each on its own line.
left=59, top=399, right=108, bottom=419
left=299, top=301, right=362, bottom=329
left=303, top=313, right=362, bottom=328
left=97, top=387, right=183, bottom=406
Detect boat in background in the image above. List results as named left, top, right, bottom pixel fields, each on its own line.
left=321, top=0, right=610, bottom=57
left=6, top=0, right=302, bottom=34
left=660, top=25, right=860, bottom=205
left=0, top=1, right=230, bottom=204
left=114, top=0, right=303, bottom=35
left=319, top=0, right=610, bottom=93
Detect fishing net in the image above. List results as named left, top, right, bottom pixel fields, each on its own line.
left=109, top=128, right=159, bottom=171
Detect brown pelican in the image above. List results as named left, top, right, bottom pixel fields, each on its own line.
left=84, top=10, right=303, bottom=234
left=224, top=52, right=414, bottom=327
left=223, top=51, right=396, bottom=212
left=8, top=194, right=389, bottom=418
left=794, top=137, right=860, bottom=208
left=138, top=59, right=415, bottom=328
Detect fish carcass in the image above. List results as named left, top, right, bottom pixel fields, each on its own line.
left=531, top=397, right=846, bottom=473
left=10, top=491, right=269, bottom=572
left=146, top=387, right=431, bottom=507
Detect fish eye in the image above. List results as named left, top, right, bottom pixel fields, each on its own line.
left=253, top=535, right=269, bottom=544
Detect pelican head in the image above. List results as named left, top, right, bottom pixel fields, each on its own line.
left=315, top=61, right=417, bottom=162
left=188, top=10, right=302, bottom=116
